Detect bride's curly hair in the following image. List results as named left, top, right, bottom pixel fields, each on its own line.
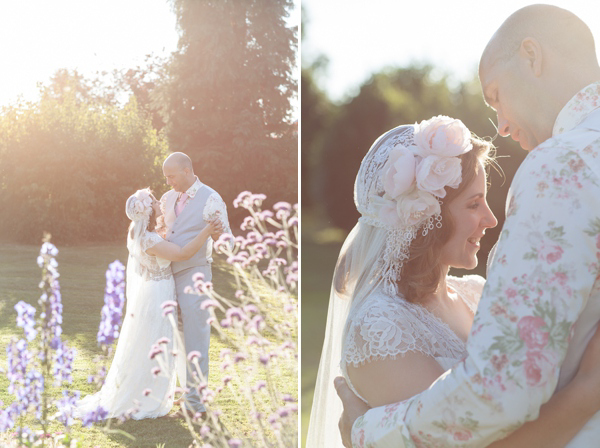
left=399, top=136, right=497, bottom=303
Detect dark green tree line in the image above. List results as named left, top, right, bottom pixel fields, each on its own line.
left=302, top=63, right=527, bottom=261
left=0, top=72, right=168, bottom=244
left=161, top=0, right=298, bottom=221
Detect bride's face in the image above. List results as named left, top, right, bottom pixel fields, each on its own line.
left=439, top=163, right=498, bottom=270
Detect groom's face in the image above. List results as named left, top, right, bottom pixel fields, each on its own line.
left=163, top=163, right=188, bottom=192
left=480, top=54, right=546, bottom=152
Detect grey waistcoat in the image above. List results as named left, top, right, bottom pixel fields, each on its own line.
left=167, top=185, right=214, bottom=274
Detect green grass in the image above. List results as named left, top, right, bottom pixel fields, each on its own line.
left=0, top=243, right=297, bottom=447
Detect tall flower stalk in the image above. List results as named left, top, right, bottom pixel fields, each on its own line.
left=155, top=192, right=298, bottom=447
left=0, top=237, right=129, bottom=446
left=0, top=235, right=77, bottom=446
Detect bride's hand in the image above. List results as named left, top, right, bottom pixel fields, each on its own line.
left=573, top=324, right=600, bottom=412
left=206, top=219, right=224, bottom=236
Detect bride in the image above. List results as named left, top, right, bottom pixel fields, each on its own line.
left=76, top=188, right=222, bottom=420
left=307, top=116, right=600, bottom=447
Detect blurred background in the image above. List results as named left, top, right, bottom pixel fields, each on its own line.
left=0, top=0, right=299, bottom=245
left=301, top=0, right=600, bottom=445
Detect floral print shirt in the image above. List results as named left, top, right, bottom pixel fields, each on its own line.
left=352, top=82, right=600, bottom=447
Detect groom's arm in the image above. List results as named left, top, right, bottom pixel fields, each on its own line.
left=351, top=146, right=600, bottom=447
left=203, top=192, right=234, bottom=247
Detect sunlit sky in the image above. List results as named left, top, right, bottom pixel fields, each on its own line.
left=302, top=0, right=600, bottom=102
left=0, top=0, right=299, bottom=116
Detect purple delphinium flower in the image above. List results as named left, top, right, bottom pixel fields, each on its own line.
left=82, top=406, right=109, bottom=427
left=0, top=405, right=15, bottom=432
left=228, top=439, right=243, bottom=447
left=6, top=339, right=31, bottom=394
left=14, top=301, right=37, bottom=341
left=97, top=260, right=126, bottom=346
left=52, top=340, right=77, bottom=385
left=56, top=390, right=80, bottom=427
left=37, top=243, right=64, bottom=350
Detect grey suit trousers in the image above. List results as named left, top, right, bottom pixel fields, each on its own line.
left=173, top=265, right=212, bottom=412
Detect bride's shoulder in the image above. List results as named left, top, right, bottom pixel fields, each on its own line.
left=448, top=274, right=485, bottom=291
left=140, top=231, right=165, bottom=249
left=347, top=288, right=418, bottom=327
left=447, top=274, right=485, bottom=306
left=344, top=288, right=438, bottom=366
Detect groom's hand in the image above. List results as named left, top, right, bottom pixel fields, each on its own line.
left=335, top=376, right=370, bottom=448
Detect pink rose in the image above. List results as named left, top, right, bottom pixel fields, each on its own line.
left=596, top=234, right=600, bottom=250
left=415, top=155, right=462, bottom=198
left=491, top=354, right=508, bottom=371
left=413, top=115, right=473, bottom=157
left=382, top=145, right=416, bottom=198
left=357, top=429, right=365, bottom=447
left=538, top=244, right=564, bottom=264
left=518, top=316, right=549, bottom=350
left=396, top=188, right=441, bottom=226
left=375, top=196, right=403, bottom=227
left=524, top=350, right=557, bottom=387
left=453, top=428, right=472, bottom=442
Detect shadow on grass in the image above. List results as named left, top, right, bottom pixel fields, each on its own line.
left=104, top=416, right=195, bottom=447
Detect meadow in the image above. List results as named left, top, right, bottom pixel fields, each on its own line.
left=0, top=242, right=297, bottom=447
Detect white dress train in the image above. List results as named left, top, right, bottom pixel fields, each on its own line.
left=76, top=231, right=184, bottom=420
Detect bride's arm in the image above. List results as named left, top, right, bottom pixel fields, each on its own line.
left=146, top=220, right=222, bottom=261
left=488, top=325, right=600, bottom=448
left=347, top=352, right=445, bottom=407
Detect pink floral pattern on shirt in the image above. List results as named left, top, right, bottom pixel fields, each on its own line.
left=352, top=82, right=600, bottom=447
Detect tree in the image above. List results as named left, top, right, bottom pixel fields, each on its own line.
left=0, top=71, right=168, bottom=244
left=160, top=0, right=298, bottom=221
left=321, top=65, right=459, bottom=230
left=300, top=62, right=334, bottom=210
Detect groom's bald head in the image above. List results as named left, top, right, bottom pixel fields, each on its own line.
left=478, top=4, right=600, bottom=151
left=164, top=152, right=194, bottom=173
left=163, top=152, right=195, bottom=192
left=481, top=4, right=597, bottom=72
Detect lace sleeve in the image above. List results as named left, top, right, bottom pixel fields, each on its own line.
left=141, top=232, right=164, bottom=253
left=343, top=293, right=439, bottom=368
left=203, top=192, right=233, bottom=235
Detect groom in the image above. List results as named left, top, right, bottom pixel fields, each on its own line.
left=160, top=152, right=231, bottom=417
left=336, top=5, right=600, bottom=447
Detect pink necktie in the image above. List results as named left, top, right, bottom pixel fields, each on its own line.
left=175, top=193, right=189, bottom=217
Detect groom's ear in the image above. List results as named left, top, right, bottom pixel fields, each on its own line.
left=519, top=37, right=543, bottom=77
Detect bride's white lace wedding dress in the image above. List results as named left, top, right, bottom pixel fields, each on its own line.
left=341, top=275, right=484, bottom=404
left=307, top=274, right=484, bottom=447
left=76, top=231, right=183, bottom=420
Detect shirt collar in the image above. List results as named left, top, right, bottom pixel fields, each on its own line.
left=553, top=81, right=600, bottom=136
left=183, top=177, right=203, bottom=199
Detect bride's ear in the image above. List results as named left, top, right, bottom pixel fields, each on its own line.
left=519, top=37, right=543, bottom=77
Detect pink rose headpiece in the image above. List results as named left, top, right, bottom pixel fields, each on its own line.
left=354, top=116, right=473, bottom=294
left=126, top=188, right=154, bottom=224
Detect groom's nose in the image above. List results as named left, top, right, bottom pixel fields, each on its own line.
left=497, top=113, right=510, bottom=137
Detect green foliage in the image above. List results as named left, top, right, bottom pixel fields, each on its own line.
left=302, top=64, right=527, bottom=261
left=0, top=71, right=169, bottom=244
left=160, top=0, right=298, bottom=221
left=300, top=64, right=335, bottom=209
